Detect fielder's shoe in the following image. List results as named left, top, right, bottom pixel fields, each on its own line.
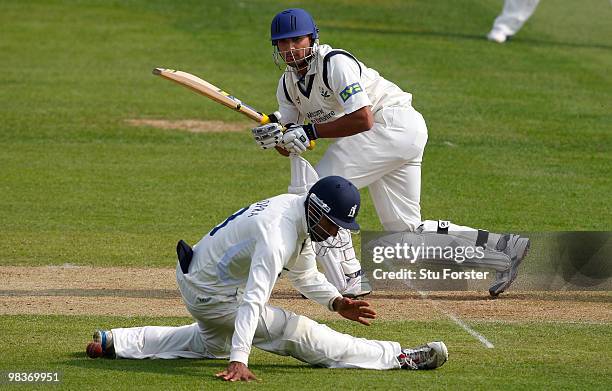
left=87, top=329, right=116, bottom=359
left=489, top=234, right=531, bottom=297
left=398, top=341, right=448, bottom=370
left=342, top=270, right=372, bottom=298
left=487, top=28, right=511, bottom=43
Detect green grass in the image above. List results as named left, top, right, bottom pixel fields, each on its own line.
left=0, top=1, right=610, bottom=389
left=0, top=315, right=610, bottom=390
left=1, top=0, right=611, bottom=267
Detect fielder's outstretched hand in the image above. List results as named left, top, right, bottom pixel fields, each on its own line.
left=215, top=361, right=258, bottom=382
left=333, top=297, right=377, bottom=326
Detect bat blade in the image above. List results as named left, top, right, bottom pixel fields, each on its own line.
left=152, top=67, right=314, bottom=149
left=152, top=67, right=268, bottom=124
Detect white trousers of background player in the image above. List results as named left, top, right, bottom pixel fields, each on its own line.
left=288, top=155, right=361, bottom=291
left=110, top=266, right=402, bottom=369
left=316, top=105, right=428, bottom=232
left=491, top=0, right=540, bottom=36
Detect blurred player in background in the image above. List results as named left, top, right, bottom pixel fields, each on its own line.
left=252, top=8, right=530, bottom=297
left=487, top=0, right=540, bottom=43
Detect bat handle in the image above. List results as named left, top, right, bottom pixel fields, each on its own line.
left=259, top=113, right=270, bottom=125
left=260, top=114, right=315, bottom=150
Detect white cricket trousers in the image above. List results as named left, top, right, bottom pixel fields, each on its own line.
left=491, top=0, right=540, bottom=35
left=111, top=265, right=402, bottom=369
left=316, top=105, right=428, bottom=231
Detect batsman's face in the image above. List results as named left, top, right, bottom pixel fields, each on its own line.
left=276, top=35, right=312, bottom=68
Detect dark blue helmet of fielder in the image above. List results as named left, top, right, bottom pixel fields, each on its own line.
left=306, top=176, right=361, bottom=233
left=271, top=8, right=319, bottom=46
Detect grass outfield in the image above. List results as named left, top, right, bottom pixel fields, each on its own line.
left=0, top=0, right=610, bottom=389
left=1, top=315, right=610, bottom=390
left=1, top=0, right=610, bottom=267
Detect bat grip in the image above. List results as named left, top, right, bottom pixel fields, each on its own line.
left=261, top=114, right=315, bottom=150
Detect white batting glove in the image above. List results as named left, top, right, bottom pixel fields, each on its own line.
left=281, top=124, right=317, bottom=154
left=252, top=123, right=283, bottom=150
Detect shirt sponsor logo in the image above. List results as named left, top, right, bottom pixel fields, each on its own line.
left=339, top=82, right=363, bottom=102
left=306, top=109, right=336, bottom=123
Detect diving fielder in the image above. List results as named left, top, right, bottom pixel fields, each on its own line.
left=252, top=8, right=530, bottom=297
left=86, top=176, right=448, bottom=381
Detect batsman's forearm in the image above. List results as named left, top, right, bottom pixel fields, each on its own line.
left=314, top=106, right=373, bottom=138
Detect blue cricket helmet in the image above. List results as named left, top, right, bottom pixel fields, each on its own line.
left=271, top=8, right=319, bottom=45
left=307, top=176, right=361, bottom=231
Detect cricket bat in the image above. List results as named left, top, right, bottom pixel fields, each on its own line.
left=152, top=67, right=314, bottom=149
left=153, top=67, right=270, bottom=124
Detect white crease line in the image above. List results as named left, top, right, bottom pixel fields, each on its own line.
left=416, top=288, right=495, bottom=349
left=377, top=257, right=496, bottom=348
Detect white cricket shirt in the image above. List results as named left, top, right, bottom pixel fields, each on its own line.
left=276, top=44, right=413, bottom=126
left=184, top=193, right=341, bottom=365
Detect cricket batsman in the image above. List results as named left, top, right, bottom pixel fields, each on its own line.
left=252, top=8, right=530, bottom=297
left=86, top=176, right=448, bottom=381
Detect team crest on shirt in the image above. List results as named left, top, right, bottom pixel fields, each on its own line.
left=339, top=82, right=363, bottom=102
left=295, top=95, right=301, bottom=105
left=319, top=87, right=331, bottom=99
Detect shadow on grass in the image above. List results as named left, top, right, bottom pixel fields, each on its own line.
left=272, top=291, right=609, bottom=303
left=63, top=353, right=315, bottom=379
left=402, top=292, right=610, bottom=303
left=324, top=25, right=612, bottom=51
left=64, top=356, right=222, bottom=379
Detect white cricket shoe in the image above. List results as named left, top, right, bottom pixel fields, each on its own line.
left=398, top=341, right=448, bottom=370
left=341, top=270, right=372, bottom=298
left=487, top=28, right=509, bottom=43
